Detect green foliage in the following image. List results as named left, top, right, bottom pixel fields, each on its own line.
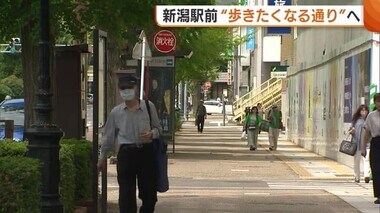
left=60, top=144, right=76, bottom=213
left=0, top=0, right=83, bottom=43
left=0, top=156, right=41, bottom=213
left=0, top=75, right=24, bottom=99
left=61, top=139, right=93, bottom=200
left=0, top=140, right=28, bottom=157
left=176, top=28, right=231, bottom=83
left=0, top=0, right=235, bottom=130
left=0, top=55, right=23, bottom=101
left=174, top=111, right=182, bottom=132
left=0, top=0, right=35, bottom=42
left=0, top=139, right=92, bottom=211
left=0, top=54, right=22, bottom=78
left=0, top=84, right=13, bottom=101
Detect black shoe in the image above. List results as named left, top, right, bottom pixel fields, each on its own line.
left=269, top=146, right=273, bottom=151
left=365, top=177, right=370, bottom=183
left=355, top=178, right=360, bottom=183
left=249, top=146, right=254, bottom=151
left=374, top=198, right=380, bottom=204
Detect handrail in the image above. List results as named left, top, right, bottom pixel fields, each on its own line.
left=232, top=78, right=283, bottom=122
left=233, top=77, right=279, bottom=109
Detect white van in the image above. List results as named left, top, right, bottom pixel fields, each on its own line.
left=203, top=100, right=223, bottom=115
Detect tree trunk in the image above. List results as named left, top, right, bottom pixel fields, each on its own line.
left=106, top=38, right=120, bottom=112
left=21, top=23, right=39, bottom=129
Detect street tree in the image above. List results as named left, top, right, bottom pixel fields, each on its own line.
left=0, top=0, right=89, bottom=128
left=0, top=0, right=236, bottom=128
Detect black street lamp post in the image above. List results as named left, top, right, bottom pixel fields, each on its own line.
left=24, top=0, right=64, bottom=212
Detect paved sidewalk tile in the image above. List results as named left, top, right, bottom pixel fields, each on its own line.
left=102, top=123, right=379, bottom=213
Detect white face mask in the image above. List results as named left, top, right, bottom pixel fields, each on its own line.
left=119, top=89, right=135, bottom=101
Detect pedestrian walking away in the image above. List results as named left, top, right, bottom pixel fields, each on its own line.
left=267, top=104, right=282, bottom=151
left=362, top=93, right=380, bottom=204
left=245, top=106, right=263, bottom=151
left=195, top=99, right=207, bottom=133
left=349, top=104, right=370, bottom=183
left=97, top=75, right=163, bottom=213
left=257, top=103, right=265, bottom=134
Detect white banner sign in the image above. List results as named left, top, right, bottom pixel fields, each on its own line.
left=271, top=71, right=287, bottom=78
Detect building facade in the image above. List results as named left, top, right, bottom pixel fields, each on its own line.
left=286, top=0, right=380, bottom=167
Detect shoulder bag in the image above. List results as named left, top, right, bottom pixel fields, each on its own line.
left=339, top=134, right=357, bottom=156
left=145, top=100, right=169, bottom=193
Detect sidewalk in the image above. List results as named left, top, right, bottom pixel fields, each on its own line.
left=103, top=121, right=379, bottom=213
left=267, top=135, right=377, bottom=213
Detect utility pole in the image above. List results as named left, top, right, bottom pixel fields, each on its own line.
left=25, top=0, right=64, bottom=212
left=183, top=82, right=188, bottom=121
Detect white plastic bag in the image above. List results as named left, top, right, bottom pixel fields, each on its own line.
left=241, top=131, right=247, bottom=139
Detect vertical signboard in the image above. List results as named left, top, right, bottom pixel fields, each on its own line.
left=148, top=57, right=175, bottom=140
left=348, top=49, right=371, bottom=114
left=344, top=57, right=353, bottom=123
left=267, top=0, right=291, bottom=34
left=244, top=0, right=255, bottom=50
left=93, top=29, right=108, bottom=213
left=98, top=38, right=106, bottom=128
left=246, top=27, right=255, bottom=50
left=126, top=56, right=176, bottom=140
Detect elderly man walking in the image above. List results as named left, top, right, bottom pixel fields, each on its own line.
left=267, top=104, right=282, bottom=151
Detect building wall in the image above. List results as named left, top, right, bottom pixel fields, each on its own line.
left=286, top=24, right=375, bottom=167
left=281, top=33, right=295, bottom=66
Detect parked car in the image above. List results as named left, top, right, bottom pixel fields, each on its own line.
left=0, top=98, right=24, bottom=111
left=0, top=98, right=24, bottom=141
left=203, top=100, right=223, bottom=115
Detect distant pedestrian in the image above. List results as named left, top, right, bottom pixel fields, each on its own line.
left=267, top=104, right=282, bottom=150
left=240, top=107, right=251, bottom=139
left=98, top=75, right=162, bottom=212
left=257, top=103, right=264, bottom=133
left=195, top=99, right=207, bottom=133
left=5, top=39, right=15, bottom=53
left=257, top=103, right=264, bottom=118
left=349, top=104, right=370, bottom=183
left=362, top=93, right=380, bottom=204
left=245, top=106, right=263, bottom=151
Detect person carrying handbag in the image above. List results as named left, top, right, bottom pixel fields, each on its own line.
left=195, top=99, right=207, bottom=133
left=349, top=105, right=370, bottom=183
left=245, top=106, right=263, bottom=151
left=97, top=75, right=163, bottom=213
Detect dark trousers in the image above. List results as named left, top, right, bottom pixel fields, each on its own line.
left=370, top=137, right=380, bottom=198
left=117, top=143, right=157, bottom=213
left=197, top=115, right=205, bottom=132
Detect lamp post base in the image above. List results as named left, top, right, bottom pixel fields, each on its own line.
left=25, top=126, right=64, bottom=213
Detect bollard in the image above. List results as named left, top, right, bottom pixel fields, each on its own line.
left=0, top=120, right=14, bottom=139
